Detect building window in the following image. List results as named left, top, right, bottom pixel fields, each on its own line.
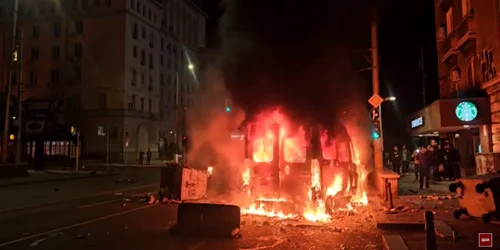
left=140, top=50, right=145, bottom=65
left=52, top=46, right=60, bottom=59
left=30, top=47, right=39, bottom=60
left=148, top=98, right=152, bottom=113
left=75, top=20, right=83, bottom=34
left=32, top=26, right=39, bottom=38
left=161, top=38, right=164, bottom=51
left=149, top=53, right=154, bottom=68
left=98, top=93, right=107, bottom=109
left=461, top=0, right=471, bottom=17
left=160, top=55, right=164, bottom=65
left=132, top=68, right=137, bottom=85
left=141, top=72, right=145, bottom=84
left=466, top=57, right=476, bottom=87
left=130, top=0, right=135, bottom=9
left=131, top=94, right=136, bottom=109
left=133, top=46, right=137, bottom=58
left=136, top=1, right=140, bottom=12
left=445, top=7, right=453, bottom=35
left=140, top=97, right=145, bottom=111
left=481, top=49, right=497, bottom=82
left=29, top=71, right=37, bottom=85
left=53, top=23, right=61, bottom=37
left=160, top=73, right=164, bottom=85
left=132, top=23, right=138, bottom=39
left=11, top=73, right=17, bottom=85
left=51, top=69, right=59, bottom=83
left=142, top=26, right=146, bottom=39
left=149, top=75, right=153, bottom=90
left=149, top=33, right=155, bottom=48
left=74, top=43, right=83, bottom=58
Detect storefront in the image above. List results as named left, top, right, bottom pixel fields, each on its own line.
left=407, top=97, right=491, bottom=175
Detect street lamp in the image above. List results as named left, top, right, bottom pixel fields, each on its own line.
left=188, top=64, right=194, bottom=70
left=385, top=96, right=396, bottom=101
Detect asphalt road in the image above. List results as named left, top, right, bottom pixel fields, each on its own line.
left=0, top=168, right=385, bottom=250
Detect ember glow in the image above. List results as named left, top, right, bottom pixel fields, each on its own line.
left=240, top=109, right=369, bottom=222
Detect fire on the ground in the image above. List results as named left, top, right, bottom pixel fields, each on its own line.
left=221, top=109, right=369, bottom=222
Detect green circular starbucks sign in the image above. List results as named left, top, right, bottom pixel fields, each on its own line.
left=455, top=101, right=478, bottom=122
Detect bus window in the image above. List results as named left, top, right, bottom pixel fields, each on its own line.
left=321, top=138, right=337, bottom=160
left=337, top=142, right=350, bottom=163
left=284, top=137, right=306, bottom=163
left=253, top=138, right=274, bottom=162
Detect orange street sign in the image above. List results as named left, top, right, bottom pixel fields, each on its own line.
left=368, top=94, right=384, bottom=108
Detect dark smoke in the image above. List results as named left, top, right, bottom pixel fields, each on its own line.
left=220, top=0, right=386, bottom=124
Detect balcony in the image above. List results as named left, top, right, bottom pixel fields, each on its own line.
left=456, top=14, right=476, bottom=50
left=441, top=33, right=458, bottom=63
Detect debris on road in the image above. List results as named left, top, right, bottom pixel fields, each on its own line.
left=75, top=233, right=91, bottom=239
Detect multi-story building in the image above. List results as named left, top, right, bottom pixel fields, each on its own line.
left=408, top=0, right=500, bottom=174
left=0, top=0, right=206, bottom=161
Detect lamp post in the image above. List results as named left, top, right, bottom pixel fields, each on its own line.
left=174, top=63, right=196, bottom=163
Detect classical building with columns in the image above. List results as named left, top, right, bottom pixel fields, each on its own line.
left=408, top=0, right=500, bottom=175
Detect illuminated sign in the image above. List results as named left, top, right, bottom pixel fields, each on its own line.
left=455, top=101, right=478, bottom=122
left=411, top=117, right=424, bottom=128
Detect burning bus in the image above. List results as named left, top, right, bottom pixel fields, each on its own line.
left=238, top=110, right=367, bottom=221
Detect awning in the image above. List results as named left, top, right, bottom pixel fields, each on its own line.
left=407, top=97, right=490, bottom=136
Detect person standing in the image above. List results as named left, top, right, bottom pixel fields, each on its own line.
left=146, top=148, right=152, bottom=165
left=389, top=145, right=401, bottom=174
left=412, top=147, right=421, bottom=181
left=401, top=145, right=411, bottom=174
left=418, top=146, right=432, bottom=190
left=138, top=150, right=144, bottom=165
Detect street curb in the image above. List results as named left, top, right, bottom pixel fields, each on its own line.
left=0, top=172, right=120, bottom=187
left=382, top=235, right=409, bottom=250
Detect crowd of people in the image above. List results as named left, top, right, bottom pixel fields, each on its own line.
left=387, top=141, right=460, bottom=191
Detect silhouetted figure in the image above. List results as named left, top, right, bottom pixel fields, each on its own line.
left=138, top=150, right=144, bottom=165
left=146, top=149, right=152, bottom=165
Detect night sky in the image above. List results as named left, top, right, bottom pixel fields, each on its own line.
left=202, top=0, right=439, bottom=149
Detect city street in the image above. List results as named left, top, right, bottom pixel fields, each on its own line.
left=0, top=167, right=384, bottom=250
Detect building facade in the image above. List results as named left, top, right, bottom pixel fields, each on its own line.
left=409, top=0, right=500, bottom=175
left=0, top=0, right=206, bottom=161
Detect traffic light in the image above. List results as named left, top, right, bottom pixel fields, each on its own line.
left=372, top=120, right=381, bottom=140
left=225, top=99, right=231, bottom=112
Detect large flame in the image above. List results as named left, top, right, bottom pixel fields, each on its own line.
left=240, top=110, right=368, bottom=222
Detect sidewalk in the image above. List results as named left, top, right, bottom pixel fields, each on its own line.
left=398, top=172, right=453, bottom=195
left=370, top=189, right=500, bottom=249
left=0, top=169, right=119, bottom=187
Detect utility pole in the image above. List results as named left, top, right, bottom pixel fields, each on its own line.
left=2, top=0, right=19, bottom=162
left=15, top=31, right=23, bottom=164
left=174, top=71, right=179, bottom=163
left=371, top=22, right=384, bottom=171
